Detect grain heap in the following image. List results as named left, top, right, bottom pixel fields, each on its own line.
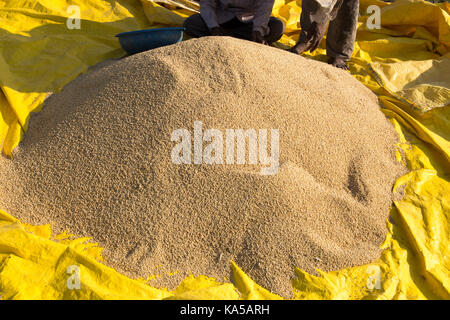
left=0, top=37, right=406, bottom=297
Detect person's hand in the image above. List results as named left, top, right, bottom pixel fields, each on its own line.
left=290, top=21, right=327, bottom=54
left=251, top=30, right=267, bottom=45
left=210, top=27, right=226, bottom=36
left=306, top=21, right=327, bottom=52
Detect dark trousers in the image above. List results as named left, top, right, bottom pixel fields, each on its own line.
left=183, top=14, right=285, bottom=45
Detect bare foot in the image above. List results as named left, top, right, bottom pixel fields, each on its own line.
left=328, top=57, right=349, bottom=70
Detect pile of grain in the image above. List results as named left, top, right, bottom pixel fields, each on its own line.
left=0, top=37, right=405, bottom=297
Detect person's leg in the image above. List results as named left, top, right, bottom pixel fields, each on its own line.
left=264, top=17, right=285, bottom=44
left=224, top=17, right=285, bottom=44
left=183, top=13, right=212, bottom=38
left=326, top=0, right=359, bottom=69
left=184, top=14, right=284, bottom=45
left=222, top=18, right=253, bottom=40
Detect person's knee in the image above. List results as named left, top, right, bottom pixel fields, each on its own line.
left=182, top=14, right=197, bottom=36
left=183, top=14, right=209, bottom=38
left=267, top=17, right=285, bottom=42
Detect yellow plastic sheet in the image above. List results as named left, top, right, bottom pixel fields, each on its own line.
left=0, top=0, right=449, bottom=299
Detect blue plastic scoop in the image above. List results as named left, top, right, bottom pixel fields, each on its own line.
left=116, top=27, right=185, bottom=55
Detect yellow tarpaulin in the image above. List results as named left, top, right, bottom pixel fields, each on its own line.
left=0, top=0, right=448, bottom=299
